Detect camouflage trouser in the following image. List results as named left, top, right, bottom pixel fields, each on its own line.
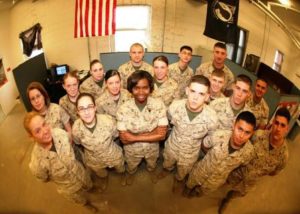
left=124, top=143, right=159, bottom=174
left=163, top=146, right=196, bottom=181
left=186, top=171, right=219, bottom=194
left=88, top=158, right=125, bottom=178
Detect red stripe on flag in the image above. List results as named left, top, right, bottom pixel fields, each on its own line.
left=98, top=0, right=103, bottom=36
left=74, top=0, right=78, bottom=38
left=75, top=0, right=116, bottom=38
left=84, top=0, right=90, bottom=37
left=91, top=0, right=96, bottom=36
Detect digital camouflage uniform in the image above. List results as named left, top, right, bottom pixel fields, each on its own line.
left=210, top=97, right=252, bottom=131
left=79, top=76, right=106, bottom=99
left=118, top=61, right=153, bottom=89
left=246, top=95, right=269, bottom=128
left=116, top=97, right=168, bottom=174
left=29, top=128, right=92, bottom=204
left=186, top=131, right=254, bottom=194
left=96, top=89, right=132, bottom=119
left=151, top=78, right=180, bottom=107
left=163, top=99, right=218, bottom=181
left=207, top=92, right=225, bottom=104
left=59, top=95, right=78, bottom=124
left=227, top=130, right=288, bottom=195
left=44, top=103, right=70, bottom=129
left=195, top=61, right=234, bottom=90
left=168, top=62, right=193, bottom=99
left=72, top=114, right=125, bottom=177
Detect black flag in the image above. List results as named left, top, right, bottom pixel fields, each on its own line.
left=204, top=0, right=239, bottom=43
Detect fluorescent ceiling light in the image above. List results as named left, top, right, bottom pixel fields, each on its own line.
left=278, top=0, right=291, bottom=6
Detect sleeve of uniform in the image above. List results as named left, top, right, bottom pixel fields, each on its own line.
left=59, top=105, right=70, bottom=125
left=108, top=114, right=118, bottom=138
left=71, top=120, right=82, bottom=145
left=261, top=103, right=270, bottom=127
left=116, top=103, right=128, bottom=131
left=207, top=107, right=219, bottom=135
left=29, top=156, right=49, bottom=182
left=95, top=97, right=105, bottom=114
left=167, top=101, right=176, bottom=124
left=156, top=100, right=169, bottom=126
left=272, top=147, right=289, bottom=175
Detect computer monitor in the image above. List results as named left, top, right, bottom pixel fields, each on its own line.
left=55, top=64, right=69, bottom=76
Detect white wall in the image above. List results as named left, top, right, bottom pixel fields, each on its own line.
left=0, top=0, right=299, bottom=115
left=0, top=10, right=19, bottom=115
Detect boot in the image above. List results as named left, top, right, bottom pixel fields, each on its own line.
left=97, top=176, right=108, bottom=193
left=148, top=170, right=158, bottom=184
left=218, top=191, right=235, bottom=214
left=157, top=168, right=171, bottom=180
left=126, top=173, right=135, bottom=186
left=84, top=201, right=98, bottom=213
left=182, top=186, right=193, bottom=198
left=172, top=177, right=184, bottom=193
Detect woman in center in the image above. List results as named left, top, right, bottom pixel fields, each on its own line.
left=116, top=70, right=168, bottom=185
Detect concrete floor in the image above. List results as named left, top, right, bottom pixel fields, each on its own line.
left=0, top=103, right=300, bottom=214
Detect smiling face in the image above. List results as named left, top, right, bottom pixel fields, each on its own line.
left=77, top=95, right=96, bottom=125
left=106, top=74, right=121, bottom=96
left=153, top=60, right=168, bottom=82
left=63, top=76, right=79, bottom=98
left=132, top=78, right=150, bottom=104
left=231, top=119, right=254, bottom=148
left=210, top=75, right=225, bottom=94
left=254, top=79, right=268, bottom=99
left=29, top=115, right=52, bottom=145
left=186, top=82, right=209, bottom=112
left=90, top=62, right=104, bottom=82
left=29, top=89, right=46, bottom=112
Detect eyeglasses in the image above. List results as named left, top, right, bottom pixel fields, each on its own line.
left=77, top=104, right=95, bottom=113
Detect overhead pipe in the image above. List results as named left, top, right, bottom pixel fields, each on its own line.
left=249, top=0, right=300, bottom=49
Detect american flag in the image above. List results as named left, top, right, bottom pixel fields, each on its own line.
left=74, top=0, right=117, bottom=38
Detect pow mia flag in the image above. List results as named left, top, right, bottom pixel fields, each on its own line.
left=204, top=0, right=239, bottom=43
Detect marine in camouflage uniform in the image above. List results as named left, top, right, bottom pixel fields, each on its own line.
left=195, top=61, right=234, bottom=90
left=72, top=114, right=125, bottom=177
left=44, top=103, right=70, bottom=130
left=162, top=99, right=218, bottom=181
left=96, top=88, right=132, bottom=119
left=227, top=130, right=288, bottom=195
left=210, top=97, right=252, bottom=131
left=118, top=61, right=153, bottom=89
left=59, top=95, right=78, bottom=124
left=151, top=77, right=180, bottom=107
left=29, top=128, right=92, bottom=204
left=116, top=97, right=168, bottom=174
left=79, top=76, right=106, bottom=99
left=186, top=131, right=254, bottom=194
left=168, top=62, right=193, bottom=99
left=246, top=94, right=269, bottom=129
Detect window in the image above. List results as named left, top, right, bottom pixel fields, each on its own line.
left=273, top=50, right=284, bottom=72
left=115, top=5, right=151, bottom=52
left=226, top=27, right=248, bottom=65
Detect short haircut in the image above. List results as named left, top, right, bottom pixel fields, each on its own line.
left=235, top=74, right=252, bottom=89
left=236, top=111, right=256, bottom=129
left=152, top=55, right=169, bottom=66
left=23, top=111, right=43, bottom=135
left=26, top=81, right=50, bottom=110
left=104, top=69, right=121, bottom=82
left=89, top=59, right=101, bottom=70
left=63, top=70, right=79, bottom=84
left=275, top=107, right=291, bottom=123
left=130, top=43, right=144, bottom=52
left=188, top=75, right=210, bottom=89
left=211, top=69, right=225, bottom=79
left=214, top=42, right=226, bottom=50
left=180, top=45, right=193, bottom=53
left=127, top=70, right=154, bottom=93
left=76, top=92, right=95, bottom=107
left=256, top=77, right=269, bottom=86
